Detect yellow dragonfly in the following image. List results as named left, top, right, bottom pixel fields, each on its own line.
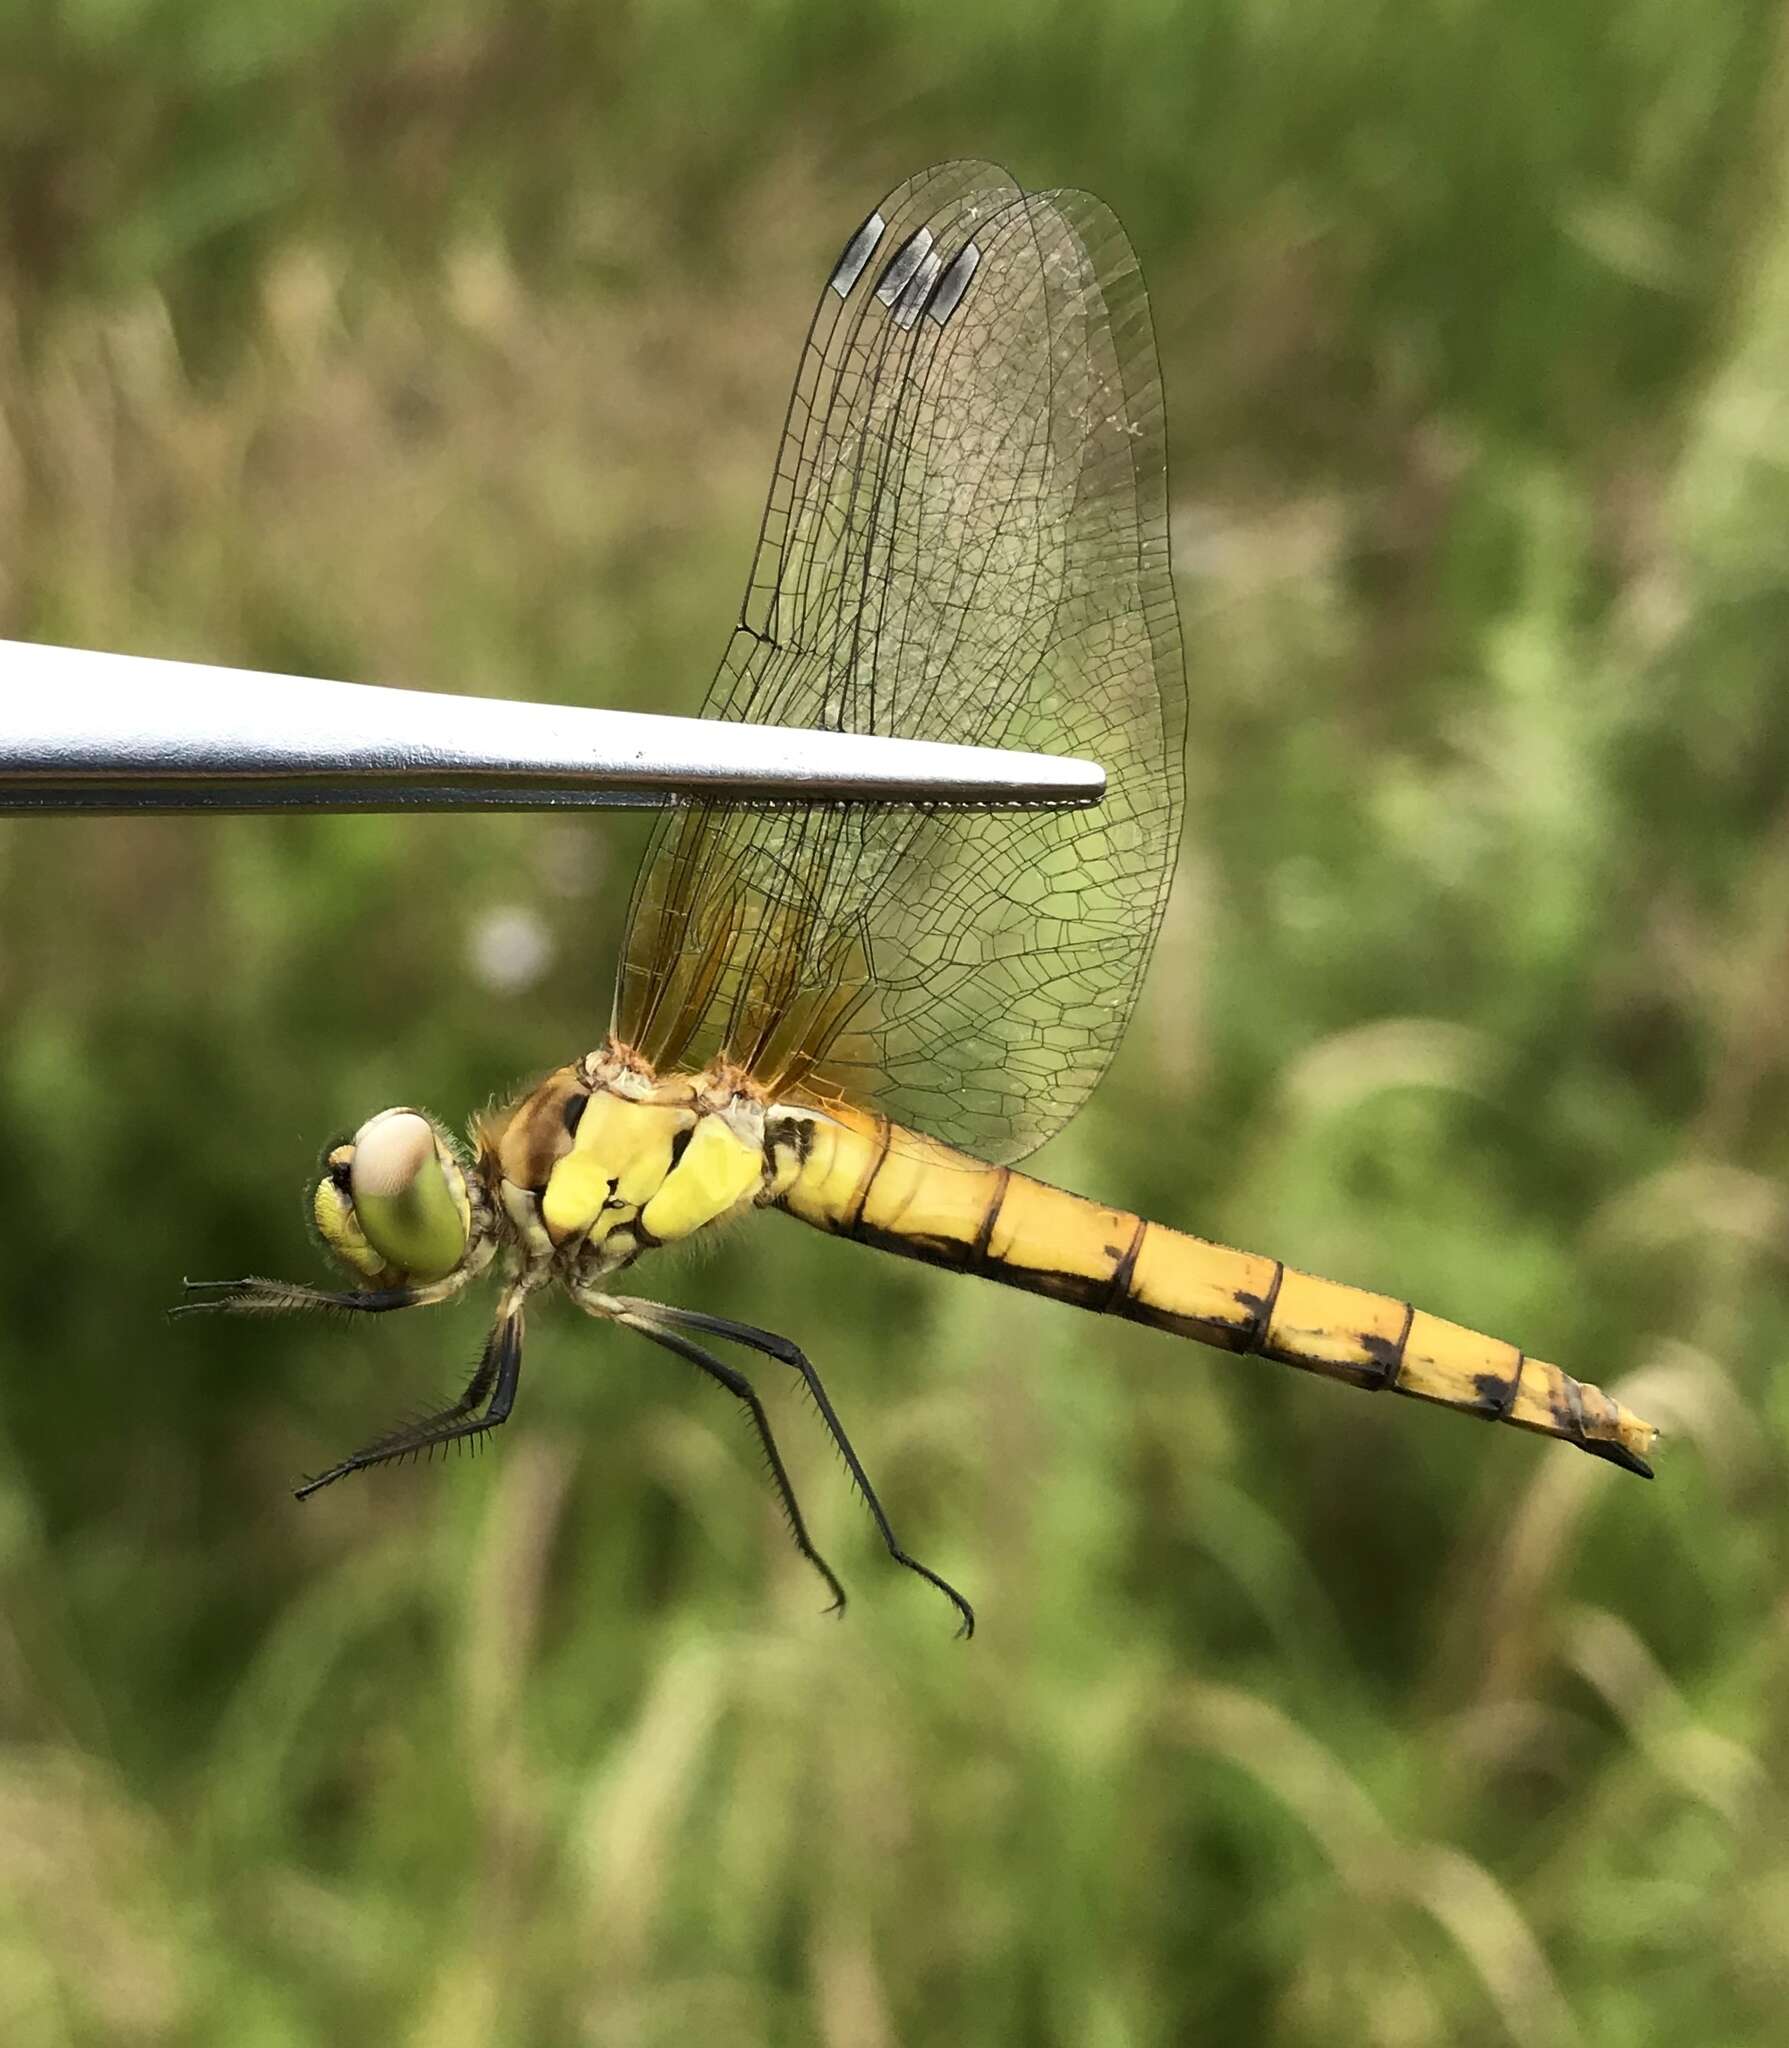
left=181, top=162, right=1658, bottom=1633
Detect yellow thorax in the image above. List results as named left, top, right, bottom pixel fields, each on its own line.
left=530, top=1060, right=768, bottom=1254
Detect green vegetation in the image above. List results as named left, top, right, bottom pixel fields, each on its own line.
left=4, top=2, right=1788, bottom=2040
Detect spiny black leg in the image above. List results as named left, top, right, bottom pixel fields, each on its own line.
left=294, top=1310, right=523, bottom=1500
left=620, top=1301, right=975, bottom=1639
left=174, top=1277, right=424, bottom=1318
left=616, top=1313, right=849, bottom=1621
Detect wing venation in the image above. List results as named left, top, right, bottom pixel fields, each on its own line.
left=613, top=160, right=1185, bottom=1164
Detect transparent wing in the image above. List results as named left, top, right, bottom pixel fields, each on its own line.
left=613, top=160, right=1185, bottom=1164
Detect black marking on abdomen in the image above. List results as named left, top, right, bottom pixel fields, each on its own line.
left=973, top=1167, right=1011, bottom=1266
left=1361, top=1300, right=1415, bottom=1391
left=842, top=1115, right=892, bottom=1236
left=1553, top=1373, right=1589, bottom=1447
left=1236, top=1261, right=1285, bottom=1356
left=1474, top=1353, right=1524, bottom=1419
left=1101, top=1215, right=1147, bottom=1314
left=998, top=1261, right=1123, bottom=1310
left=850, top=1210, right=1128, bottom=1310
left=767, top=1112, right=816, bottom=1174
left=1124, top=1296, right=1261, bottom=1351
left=1580, top=1438, right=1655, bottom=1479
left=845, top=1217, right=994, bottom=1276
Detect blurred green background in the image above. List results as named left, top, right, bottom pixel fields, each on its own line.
left=4, top=2, right=1789, bottom=2042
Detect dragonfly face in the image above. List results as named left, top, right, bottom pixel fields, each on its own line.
left=181, top=160, right=1657, bottom=1634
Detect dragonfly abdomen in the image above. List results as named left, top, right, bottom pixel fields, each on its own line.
left=769, top=1102, right=1658, bottom=1477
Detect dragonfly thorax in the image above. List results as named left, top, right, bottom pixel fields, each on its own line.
left=479, top=1043, right=771, bottom=1282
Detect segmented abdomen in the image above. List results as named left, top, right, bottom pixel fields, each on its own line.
left=771, top=1103, right=1657, bottom=1476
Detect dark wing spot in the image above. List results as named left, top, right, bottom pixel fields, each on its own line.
left=874, top=227, right=935, bottom=308
left=890, top=246, right=943, bottom=329
left=563, top=1093, right=588, bottom=1138
left=927, top=239, right=981, bottom=324
left=828, top=210, right=886, bottom=297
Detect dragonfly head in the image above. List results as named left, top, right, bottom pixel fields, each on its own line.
left=312, top=1108, right=481, bottom=1287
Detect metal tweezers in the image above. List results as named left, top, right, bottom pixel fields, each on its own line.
left=0, top=639, right=1104, bottom=814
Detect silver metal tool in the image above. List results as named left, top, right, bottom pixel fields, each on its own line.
left=0, top=640, right=1105, bottom=815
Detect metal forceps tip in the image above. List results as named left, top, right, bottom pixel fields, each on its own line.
left=0, top=640, right=1106, bottom=816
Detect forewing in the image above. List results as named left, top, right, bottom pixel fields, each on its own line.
left=614, top=161, right=1184, bottom=1164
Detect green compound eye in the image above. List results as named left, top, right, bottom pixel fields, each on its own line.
left=342, top=1109, right=471, bottom=1283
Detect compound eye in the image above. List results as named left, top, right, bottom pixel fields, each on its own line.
left=345, top=1109, right=471, bottom=1282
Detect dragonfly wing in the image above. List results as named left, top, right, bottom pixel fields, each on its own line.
left=614, top=161, right=1185, bottom=1164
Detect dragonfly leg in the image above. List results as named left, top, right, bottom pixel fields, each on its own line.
left=293, top=1304, right=524, bottom=1500
left=608, top=1307, right=849, bottom=1621
left=612, top=1299, right=975, bottom=1639
left=172, top=1273, right=465, bottom=1318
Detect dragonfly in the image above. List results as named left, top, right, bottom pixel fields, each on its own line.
left=180, top=161, right=1659, bottom=1634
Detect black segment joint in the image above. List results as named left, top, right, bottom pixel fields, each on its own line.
left=1359, top=1300, right=1415, bottom=1392
left=1237, top=1261, right=1284, bottom=1356
left=972, top=1167, right=1012, bottom=1264
left=1100, top=1214, right=1146, bottom=1314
